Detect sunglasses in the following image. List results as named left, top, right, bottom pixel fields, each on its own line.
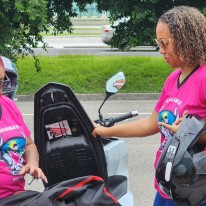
left=0, top=73, right=10, bottom=88
left=154, top=38, right=171, bottom=50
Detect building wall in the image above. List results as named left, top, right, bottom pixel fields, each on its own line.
left=72, top=2, right=109, bottom=19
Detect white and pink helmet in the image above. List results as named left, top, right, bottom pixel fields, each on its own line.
left=0, top=56, right=18, bottom=100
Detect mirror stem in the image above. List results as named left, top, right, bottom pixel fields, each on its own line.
left=98, top=95, right=109, bottom=121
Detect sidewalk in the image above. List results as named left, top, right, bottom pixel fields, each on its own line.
left=16, top=93, right=160, bottom=101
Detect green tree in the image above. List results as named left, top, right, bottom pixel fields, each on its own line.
left=95, top=0, right=206, bottom=50
left=1, top=0, right=206, bottom=69
left=0, top=0, right=93, bottom=70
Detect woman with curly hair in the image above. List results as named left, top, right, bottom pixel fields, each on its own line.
left=92, top=6, right=206, bottom=206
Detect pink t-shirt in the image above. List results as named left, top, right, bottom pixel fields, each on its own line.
left=0, top=95, right=30, bottom=198
left=154, top=64, right=206, bottom=199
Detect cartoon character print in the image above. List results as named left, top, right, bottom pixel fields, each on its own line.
left=158, top=107, right=180, bottom=151
left=0, top=134, right=26, bottom=175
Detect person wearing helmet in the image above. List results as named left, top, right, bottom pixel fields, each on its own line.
left=0, top=56, right=18, bottom=100
left=92, top=6, right=206, bottom=206
left=0, top=58, right=48, bottom=198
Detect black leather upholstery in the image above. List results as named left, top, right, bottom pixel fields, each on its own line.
left=34, top=83, right=108, bottom=187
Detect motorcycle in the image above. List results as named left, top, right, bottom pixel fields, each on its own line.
left=34, top=71, right=138, bottom=205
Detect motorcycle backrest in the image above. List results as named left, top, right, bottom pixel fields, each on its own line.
left=34, top=82, right=108, bottom=187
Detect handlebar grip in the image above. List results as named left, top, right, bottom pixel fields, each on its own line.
left=113, top=111, right=138, bottom=123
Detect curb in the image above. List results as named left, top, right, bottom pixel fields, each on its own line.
left=16, top=93, right=160, bottom=101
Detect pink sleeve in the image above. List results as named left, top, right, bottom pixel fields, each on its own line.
left=154, top=69, right=180, bottom=113
left=154, top=87, right=165, bottom=113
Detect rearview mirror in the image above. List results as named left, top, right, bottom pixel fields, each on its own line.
left=98, top=71, right=126, bottom=120
left=106, top=71, right=126, bottom=95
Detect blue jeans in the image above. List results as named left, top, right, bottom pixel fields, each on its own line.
left=153, top=192, right=206, bottom=206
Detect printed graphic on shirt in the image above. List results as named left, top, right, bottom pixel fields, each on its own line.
left=0, top=125, right=19, bottom=134
left=0, top=135, right=26, bottom=175
left=158, top=109, right=179, bottom=151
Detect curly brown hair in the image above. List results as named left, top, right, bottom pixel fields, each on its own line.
left=158, top=6, right=206, bottom=66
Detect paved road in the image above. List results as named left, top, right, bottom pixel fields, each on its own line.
left=16, top=99, right=159, bottom=206
left=40, top=36, right=107, bottom=48
left=33, top=36, right=160, bottom=56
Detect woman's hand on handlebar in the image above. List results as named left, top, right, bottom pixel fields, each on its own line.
left=92, top=122, right=110, bottom=138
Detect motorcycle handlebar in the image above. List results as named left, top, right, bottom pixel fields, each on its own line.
left=113, top=111, right=138, bottom=124
left=97, top=111, right=138, bottom=127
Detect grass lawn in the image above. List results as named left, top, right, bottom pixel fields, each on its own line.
left=16, top=55, right=172, bottom=95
